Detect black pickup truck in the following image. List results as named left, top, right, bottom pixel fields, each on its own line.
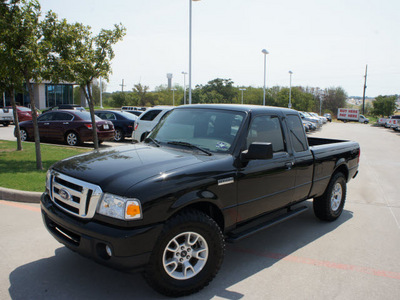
left=41, top=104, right=360, bottom=297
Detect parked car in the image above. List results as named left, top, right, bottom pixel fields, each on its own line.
left=5, top=105, right=38, bottom=122
left=310, top=112, right=327, bottom=124
left=121, top=106, right=147, bottom=112
left=16, top=110, right=114, bottom=146
left=302, top=120, right=316, bottom=132
left=43, top=104, right=86, bottom=114
left=95, top=110, right=138, bottom=142
left=0, top=107, right=13, bottom=126
left=132, top=106, right=174, bottom=142
left=385, top=115, right=400, bottom=128
left=299, top=111, right=322, bottom=128
left=323, top=113, right=332, bottom=122
left=377, top=117, right=388, bottom=126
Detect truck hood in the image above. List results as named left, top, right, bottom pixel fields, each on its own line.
left=52, top=144, right=208, bottom=195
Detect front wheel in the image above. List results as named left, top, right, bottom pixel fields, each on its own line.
left=144, top=210, right=225, bottom=297
left=20, top=129, right=28, bottom=141
left=313, top=172, right=347, bottom=221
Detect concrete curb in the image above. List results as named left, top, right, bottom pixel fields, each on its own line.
left=0, top=187, right=41, bottom=203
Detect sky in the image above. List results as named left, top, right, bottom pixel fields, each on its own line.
left=39, top=0, right=400, bottom=97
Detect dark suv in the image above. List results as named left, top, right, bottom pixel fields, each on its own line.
left=17, top=110, right=114, bottom=146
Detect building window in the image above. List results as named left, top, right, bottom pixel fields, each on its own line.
left=45, top=84, right=73, bottom=107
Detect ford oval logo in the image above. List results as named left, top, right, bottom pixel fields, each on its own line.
left=59, top=189, right=71, bottom=201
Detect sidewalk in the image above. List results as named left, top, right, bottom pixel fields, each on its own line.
left=0, top=187, right=41, bottom=203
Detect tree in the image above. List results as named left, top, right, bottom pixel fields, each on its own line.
left=323, top=87, right=347, bottom=117
left=43, top=12, right=126, bottom=149
left=133, top=83, right=150, bottom=106
left=199, top=78, right=236, bottom=104
left=1, top=0, right=46, bottom=169
left=371, top=95, right=397, bottom=117
left=0, top=1, right=23, bottom=151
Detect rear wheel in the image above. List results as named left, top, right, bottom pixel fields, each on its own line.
left=313, top=172, right=346, bottom=221
left=65, top=132, right=80, bottom=146
left=144, top=210, right=225, bottom=297
left=114, top=128, right=124, bottom=142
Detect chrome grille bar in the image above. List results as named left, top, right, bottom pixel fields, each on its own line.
left=49, top=171, right=103, bottom=219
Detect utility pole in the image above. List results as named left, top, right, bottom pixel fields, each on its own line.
left=120, top=79, right=126, bottom=92
left=362, top=65, right=368, bottom=115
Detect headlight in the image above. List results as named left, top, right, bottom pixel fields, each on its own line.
left=46, top=170, right=52, bottom=191
left=97, top=193, right=142, bottom=220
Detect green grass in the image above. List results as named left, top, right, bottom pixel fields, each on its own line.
left=0, top=140, right=90, bottom=192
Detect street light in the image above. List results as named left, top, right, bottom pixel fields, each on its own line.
left=262, top=49, right=269, bottom=106
left=99, top=77, right=103, bottom=109
left=239, top=88, right=246, bottom=104
left=171, top=88, right=177, bottom=106
left=189, top=0, right=201, bottom=105
left=182, top=71, right=187, bottom=105
left=288, top=71, right=293, bottom=109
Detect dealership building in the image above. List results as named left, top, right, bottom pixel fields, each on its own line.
left=1, top=81, right=86, bottom=110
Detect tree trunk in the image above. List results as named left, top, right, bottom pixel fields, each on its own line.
left=82, top=83, right=99, bottom=150
left=10, top=89, right=22, bottom=151
left=25, top=77, right=43, bottom=170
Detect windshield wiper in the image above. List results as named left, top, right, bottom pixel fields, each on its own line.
left=144, top=137, right=160, bottom=147
left=167, top=141, right=212, bottom=156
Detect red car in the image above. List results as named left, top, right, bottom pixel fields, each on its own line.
left=6, top=106, right=38, bottom=122
left=16, top=110, right=115, bottom=146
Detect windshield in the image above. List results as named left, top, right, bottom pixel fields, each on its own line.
left=149, top=108, right=246, bottom=154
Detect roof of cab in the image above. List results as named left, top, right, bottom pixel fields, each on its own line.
left=174, top=104, right=297, bottom=115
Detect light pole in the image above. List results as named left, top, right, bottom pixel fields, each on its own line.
left=99, top=77, right=103, bottom=108
left=239, top=88, right=246, bottom=104
left=262, top=49, right=269, bottom=106
left=189, top=0, right=201, bottom=105
left=288, top=71, right=293, bottom=109
left=171, top=88, right=177, bottom=106
left=182, top=71, right=187, bottom=105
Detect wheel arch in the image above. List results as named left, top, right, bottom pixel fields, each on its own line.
left=333, top=160, right=349, bottom=182
left=169, top=201, right=225, bottom=233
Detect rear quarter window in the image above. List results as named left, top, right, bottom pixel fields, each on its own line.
left=286, top=114, right=308, bottom=152
left=140, top=110, right=162, bottom=121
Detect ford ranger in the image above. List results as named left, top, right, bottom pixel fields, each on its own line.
left=41, top=104, right=360, bottom=296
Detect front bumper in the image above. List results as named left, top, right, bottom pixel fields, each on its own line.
left=41, top=193, right=163, bottom=271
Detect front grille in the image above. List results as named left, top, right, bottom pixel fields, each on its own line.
left=48, top=171, right=103, bottom=219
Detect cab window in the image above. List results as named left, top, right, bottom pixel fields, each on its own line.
left=247, top=115, right=286, bottom=153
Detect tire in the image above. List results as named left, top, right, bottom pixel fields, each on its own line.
left=140, top=132, right=147, bottom=142
left=3, top=121, right=10, bottom=127
left=313, top=172, right=347, bottom=221
left=65, top=131, right=80, bottom=146
left=144, top=210, right=225, bottom=297
left=20, top=129, right=28, bottom=141
left=114, top=128, right=124, bottom=142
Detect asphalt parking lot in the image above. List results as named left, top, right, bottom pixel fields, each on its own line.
left=1, top=122, right=400, bottom=299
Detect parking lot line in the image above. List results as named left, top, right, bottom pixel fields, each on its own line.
left=232, top=247, right=400, bottom=280
left=0, top=200, right=40, bottom=212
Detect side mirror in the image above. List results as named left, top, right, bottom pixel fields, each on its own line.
left=241, top=142, right=273, bottom=161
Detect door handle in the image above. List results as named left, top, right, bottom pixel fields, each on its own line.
left=44, top=123, right=49, bottom=125
left=285, top=162, right=294, bottom=170
left=63, top=122, right=69, bottom=125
